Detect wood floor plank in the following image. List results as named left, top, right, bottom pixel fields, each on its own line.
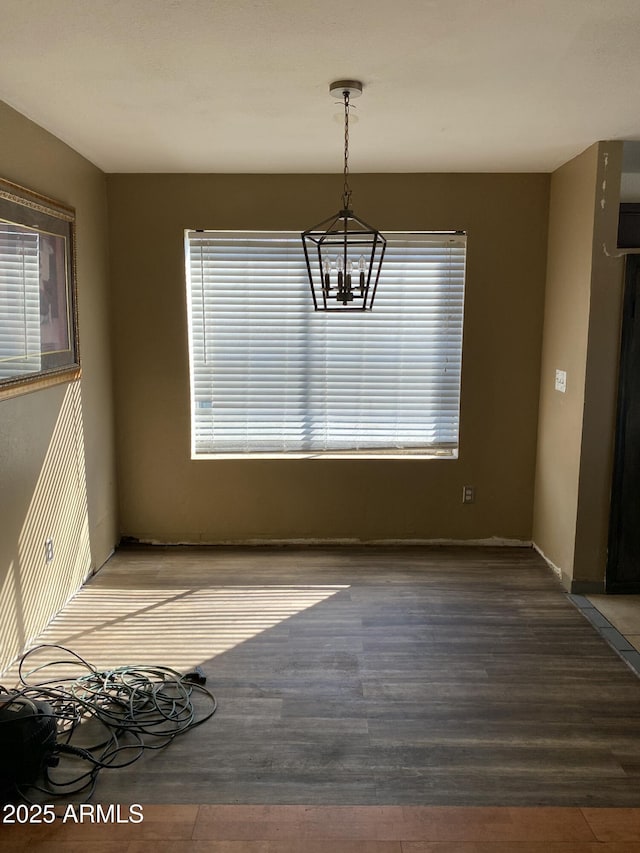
left=192, top=804, right=405, bottom=841
left=126, top=843, right=273, bottom=853
left=581, top=807, right=640, bottom=841
left=397, top=806, right=595, bottom=841
left=191, top=805, right=596, bottom=842
left=401, top=844, right=640, bottom=852
left=17, top=843, right=127, bottom=853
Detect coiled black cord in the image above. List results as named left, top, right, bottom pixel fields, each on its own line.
left=0, top=643, right=217, bottom=802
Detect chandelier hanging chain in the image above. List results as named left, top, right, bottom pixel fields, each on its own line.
left=342, top=90, right=351, bottom=211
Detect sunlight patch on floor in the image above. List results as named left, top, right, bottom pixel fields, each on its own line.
left=2, top=584, right=349, bottom=682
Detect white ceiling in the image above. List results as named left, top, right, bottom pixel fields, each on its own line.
left=1, top=0, right=640, bottom=174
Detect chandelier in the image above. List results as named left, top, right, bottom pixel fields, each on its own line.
left=302, top=80, right=386, bottom=311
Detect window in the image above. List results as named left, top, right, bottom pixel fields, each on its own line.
left=0, top=178, right=78, bottom=401
left=0, top=225, right=41, bottom=378
left=185, top=231, right=466, bottom=458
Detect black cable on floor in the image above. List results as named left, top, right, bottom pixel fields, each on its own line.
left=0, top=643, right=217, bottom=803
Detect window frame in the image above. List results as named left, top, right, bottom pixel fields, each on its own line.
left=185, top=229, right=466, bottom=460
left=0, top=177, right=79, bottom=401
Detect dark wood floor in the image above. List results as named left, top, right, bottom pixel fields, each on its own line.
left=7, top=545, right=640, bottom=806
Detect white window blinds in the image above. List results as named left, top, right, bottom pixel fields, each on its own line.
left=0, top=224, right=41, bottom=378
left=186, top=231, right=466, bottom=456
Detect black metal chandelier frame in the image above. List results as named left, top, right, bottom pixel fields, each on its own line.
left=301, top=80, right=386, bottom=312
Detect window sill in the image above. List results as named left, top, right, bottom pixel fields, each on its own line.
left=191, top=450, right=458, bottom=461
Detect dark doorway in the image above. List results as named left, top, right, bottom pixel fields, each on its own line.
left=608, top=254, right=640, bottom=591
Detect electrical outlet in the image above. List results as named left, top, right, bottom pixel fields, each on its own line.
left=462, top=485, right=475, bottom=504
left=45, top=538, right=54, bottom=563
left=555, top=369, right=567, bottom=393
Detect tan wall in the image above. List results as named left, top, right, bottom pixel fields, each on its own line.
left=0, top=101, right=117, bottom=673
left=532, top=142, right=624, bottom=590
left=107, top=173, right=549, bottom=543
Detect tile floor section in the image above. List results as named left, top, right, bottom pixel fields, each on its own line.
left=573, top=594, right=640, bottom=676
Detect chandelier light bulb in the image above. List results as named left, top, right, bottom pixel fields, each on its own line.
left=322, top=257, right=331, bottom=292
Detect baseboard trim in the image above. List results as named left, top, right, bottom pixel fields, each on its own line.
left=532, top=542, right=565, bottom=580
left=532, top=543, right=606, bottom=593
left=569, top=579, right=607, bottom=594
left=121, top=536, right=533, bottom=549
